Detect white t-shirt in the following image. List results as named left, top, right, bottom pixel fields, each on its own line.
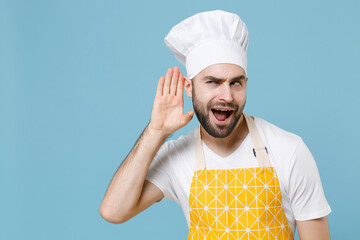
left=145, top=116, right=331, bottom=234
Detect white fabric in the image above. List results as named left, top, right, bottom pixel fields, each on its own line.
left=196, top=113, right=271, bottom=169
left=164, top=10, right=249, bottom=79
left=145, top=116, right=331, bottom=235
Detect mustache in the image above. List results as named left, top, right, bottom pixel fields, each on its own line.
left=208, top=102, right=238, bottom=109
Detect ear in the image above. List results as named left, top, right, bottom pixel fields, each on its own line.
left=184, top=76, right=192, bottom=98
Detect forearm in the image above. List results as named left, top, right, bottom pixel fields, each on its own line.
left=100, top=124, right=168, bottom=222
left=297, top=217, right=330, bottom=240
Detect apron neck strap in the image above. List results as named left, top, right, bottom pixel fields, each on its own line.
left=195, top=112, right=270, bottom=170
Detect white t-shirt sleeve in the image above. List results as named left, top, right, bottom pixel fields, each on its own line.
left=288, top=138, right=331, bottom=221
left=145, top=140, right=179, bottom=203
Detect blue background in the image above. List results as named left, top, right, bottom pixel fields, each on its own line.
left=1, top=0, right=359, bottom=239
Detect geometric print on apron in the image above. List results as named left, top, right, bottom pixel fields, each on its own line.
left=187, top=113, right=294, bottom=240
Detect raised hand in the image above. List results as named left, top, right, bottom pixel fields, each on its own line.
left=148, top=66, right=194, bottom=137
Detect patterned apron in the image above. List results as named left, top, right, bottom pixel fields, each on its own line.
left=188, top=113, right=294, bottom=240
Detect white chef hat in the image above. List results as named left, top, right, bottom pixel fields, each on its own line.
left=164, top=10, right=249, bottom=79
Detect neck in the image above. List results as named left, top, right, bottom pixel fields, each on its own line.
left=200, top=114, right=249, bottom=157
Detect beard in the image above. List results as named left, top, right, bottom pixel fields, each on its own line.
left=192, top=86, right=245, bottom=138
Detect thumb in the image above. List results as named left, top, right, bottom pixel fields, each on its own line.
left=183, top=110, right=195, bottom=124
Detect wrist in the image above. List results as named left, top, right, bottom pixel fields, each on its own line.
left=146, top=124, right=170, bottom=140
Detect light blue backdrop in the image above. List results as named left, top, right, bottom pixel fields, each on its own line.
left=1, top=0, right=359, bottom=239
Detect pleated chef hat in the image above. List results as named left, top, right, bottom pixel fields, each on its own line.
left=164, top=10, right=249, bottom=79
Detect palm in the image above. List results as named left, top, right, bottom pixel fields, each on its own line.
left=149, top=67, right=194, bottom=136
left=152, top=94, right=184, bottom=130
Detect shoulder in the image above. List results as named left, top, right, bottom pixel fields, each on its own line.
left=254, top=116, right=303, bottom=156
left=147, top=126, right=198, bottom=184
left=155, top=126, right=198, bottom=161
left=253, top=115, right=305, bottom=181
left=254, top=116, right=302, bottom=143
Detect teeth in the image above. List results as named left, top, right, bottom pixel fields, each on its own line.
left=215, top=109, right=231, bottom=111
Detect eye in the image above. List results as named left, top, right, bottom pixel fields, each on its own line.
left=206, top=81, right=217, bottom=84
left=231, top=81, right=242, bottom=86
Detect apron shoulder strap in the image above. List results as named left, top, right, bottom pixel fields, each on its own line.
left=243, top=113, right=271, bottom=167
left=195, top=125, right=206, bottom=170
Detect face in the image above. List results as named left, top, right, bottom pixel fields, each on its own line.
left=185, top=63, right=248, bottom=138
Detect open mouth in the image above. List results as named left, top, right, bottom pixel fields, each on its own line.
left=211, top=108, right=234, bottom=122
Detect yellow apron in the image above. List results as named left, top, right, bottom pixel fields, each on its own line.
left=188, top=113, right=294, bottom=240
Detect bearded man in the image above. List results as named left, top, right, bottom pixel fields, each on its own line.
left=100, top=10, right=331, bottom=240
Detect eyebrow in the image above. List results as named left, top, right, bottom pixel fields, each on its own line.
left=201, top=75, right=246, bottom=82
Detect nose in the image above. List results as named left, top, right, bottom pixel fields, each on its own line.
left=217, top=84, right=233, bottom=102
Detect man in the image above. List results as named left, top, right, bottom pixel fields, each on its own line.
left=100, top=10, right=331, bottom=240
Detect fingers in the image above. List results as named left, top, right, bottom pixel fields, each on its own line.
left=176, top=71, right=184, bottom=97
left=163, top=68, right=172, bottom=95
left=170, top=66, right=179, bottom=95
left=155, top=76, right=165, bottom=98
left=161, top=66, right=183, bottom=96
